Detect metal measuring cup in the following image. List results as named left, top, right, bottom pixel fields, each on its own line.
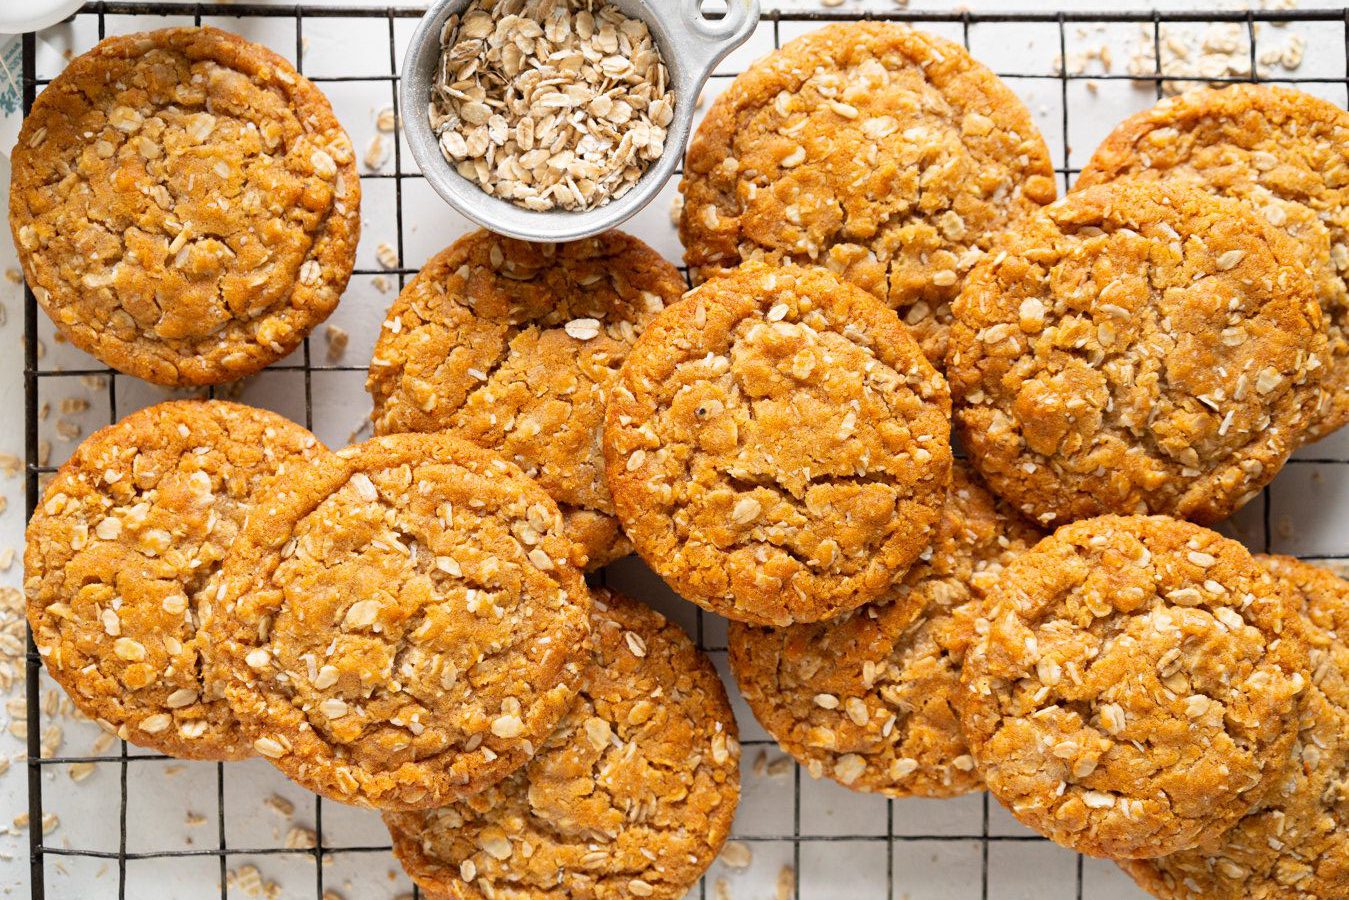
left=401, top=0, right=760, bottom=243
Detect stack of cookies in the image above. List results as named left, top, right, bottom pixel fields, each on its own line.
left=670, top=21, right=1349, bottom=900
left=17, top=17, right=1349, bottom=900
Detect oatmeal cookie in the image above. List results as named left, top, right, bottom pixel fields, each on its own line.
left=1077, top=84, right=1349, bottom=443
left=728, top=460, right=1042, bottom=798
left=366, top=230, right=683, bottom=570
left=947, top=180, right=1325, bottom=528
left=10, top=26, right=359, bottom=386
left=604, top=262, right=952, bottom=626
left=211, top=433, right=592, bottom=809
left=679, top=22, right=1057, bottom=365
left=958, top=515, right=1307, bottom=859
left=25, top=400, right=326, bottom=760
left=384, top=588, right=739, bottom=900
left=1122, top=555, right=1349, bottom=899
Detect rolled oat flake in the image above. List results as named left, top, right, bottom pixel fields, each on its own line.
left=429, top=0, right=675, bottom=212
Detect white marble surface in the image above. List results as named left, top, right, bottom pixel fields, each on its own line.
left=0, top=1, right=1341, bottom=897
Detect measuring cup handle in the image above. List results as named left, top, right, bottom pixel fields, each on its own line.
left=677, top=0, right=761, bottom=82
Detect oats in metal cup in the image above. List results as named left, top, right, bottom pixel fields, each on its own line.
left=429, top=0, right=675, bottom=212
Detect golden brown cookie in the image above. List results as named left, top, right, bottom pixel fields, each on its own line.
left=384, top=588, right=740, bottom=900
left=1077, top=84, right=1349, bottom=444
left=679, top=22, right=1057, bottom=365
left=728, top=460, right=1042, bottom=798
left=947, top=179, right=1325, bottom=528
left=25, top=400, right=326, bottom=760
left=366, top=230, right=684, bottom=571
left=9, top=26, right=359, bottom=386
left=604, top=262, right=953, bottom=626
left=958, top=515, right=1307, bottom=860
left=211, top=433, right=592, bottom=809
left=1122, top=555, right=1349, bottom=899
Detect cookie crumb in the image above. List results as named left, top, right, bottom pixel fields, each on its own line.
left=324, top=325, right=349, bottom=364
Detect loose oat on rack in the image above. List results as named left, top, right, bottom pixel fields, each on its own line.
left=428, top=0, right=674, bottom=212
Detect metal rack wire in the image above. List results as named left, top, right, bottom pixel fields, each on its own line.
left=20, top=4, right=1349, bottom=899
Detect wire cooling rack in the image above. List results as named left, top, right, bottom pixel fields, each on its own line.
left=19, top=4, right=1349, bottom=899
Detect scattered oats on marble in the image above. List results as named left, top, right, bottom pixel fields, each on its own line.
left=429, top=0, right=675, bottom=211
left=376, top=106, right=399, bottom=133
left=363, top=134, right=390, bottom=171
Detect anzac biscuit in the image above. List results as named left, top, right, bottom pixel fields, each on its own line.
left=212, top=433, right=591, bottom=809
left=25, top=400, right=326, bottom=760
left=947, top=180, right=1325, bottom=527
left=366, top=230, right=684, bottom=570
left=384, top=588, right=739, bottom=900
left=1122, top=555, right=1349, bottom=899
left=728, top=460, right=1042, bottom=798
left=679, top=22, right=1057, bottom=365
left=958, top=515, right=1307, bottom=859
left=1077, top=84, right=1349, bottom=443
left=604, top=262, right=952, bottom=626
left=9, top=26, right=359, bottom=386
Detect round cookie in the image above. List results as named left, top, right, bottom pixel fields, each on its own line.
left=604, top=262, right=953, bottom=626
left=679, top=22, right=1057, bottom=365
left=211, top=433, right=592, bottom=809
left=25, top=400, right=326, bottom=760
left=1077, top=84, right=1349, bottom=443
left=10, top=26, right=359, bottom=386
left=1122, top=555, right=1349, bottom=899
left=947, top=179, right=1325, bottom=528
left=958, top=515, right=1308, bottom=860
left=366, top=230, right=684, bottom=571
left=728, top=460, right=1042, bottom=798
left=384, top=588, right=740, bottom=900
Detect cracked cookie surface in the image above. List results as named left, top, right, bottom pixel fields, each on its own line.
left=367, top=230, right=683, bottom=570
left=384, top=588, right=739, bottom=900
left=604, top=262, right=952, bottom=626
left=211, top=432, right=592, bottom=809
left=1077, top=84, right=1349, bottom=444
left=947, top=180, right=1325, bottom=527
left=958, top=515, right=1307, bottom=859
left=9, top=26, right=359, bottom=386
left=729, top=460, right=1042, bottom=798
left=25, top=400, right=326, bottom=760
left=1123, top=554, right=1349, bottom=899
left=679, top=22, right=1056, bottom=366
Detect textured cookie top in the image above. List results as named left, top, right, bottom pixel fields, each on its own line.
left=729, top=460, right=1042, bottom=799
left=366, top=230, right=684, bottom=570
left=947, top=179, right=1325, bottom=527
left=385, top=589, right=740, bottom=900
left=958, top=515, right=1307, bottom=859
left=212, top=433, right=592, bottom=809
left=1124, top=554, right=1349, bottom=899
left=9, top=26, right=359, bottom=386
left=25, top=400, right=326, bottom=760
left=679, top=22, right=1056, bottom=365
left=1077, top=84, right=1349, bottom=443
left=604, top=262, right=952, bottom=625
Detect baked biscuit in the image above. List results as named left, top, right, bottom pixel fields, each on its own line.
left=680, top=22, right=1056, bottom=365
left=385, top=588, right=739, bottom=900
left=947, top=179, right=1325, bottom=527
left=604, top=262, right=952, bottom=626
left=10, top=26, right=359, bottom=386
left=25, top=400, right=326, bottom=760
left=958, top=515, right=1307, bottom=859
left=729, top=460, right=1042, bottom=798
left=1122, top=555, right=1349, bottom=899
left=1077, top=84, right=1349, bottom=443
left=367, top=230, right=684, bottom=570
left=212, top=433, right=591, bottom=809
